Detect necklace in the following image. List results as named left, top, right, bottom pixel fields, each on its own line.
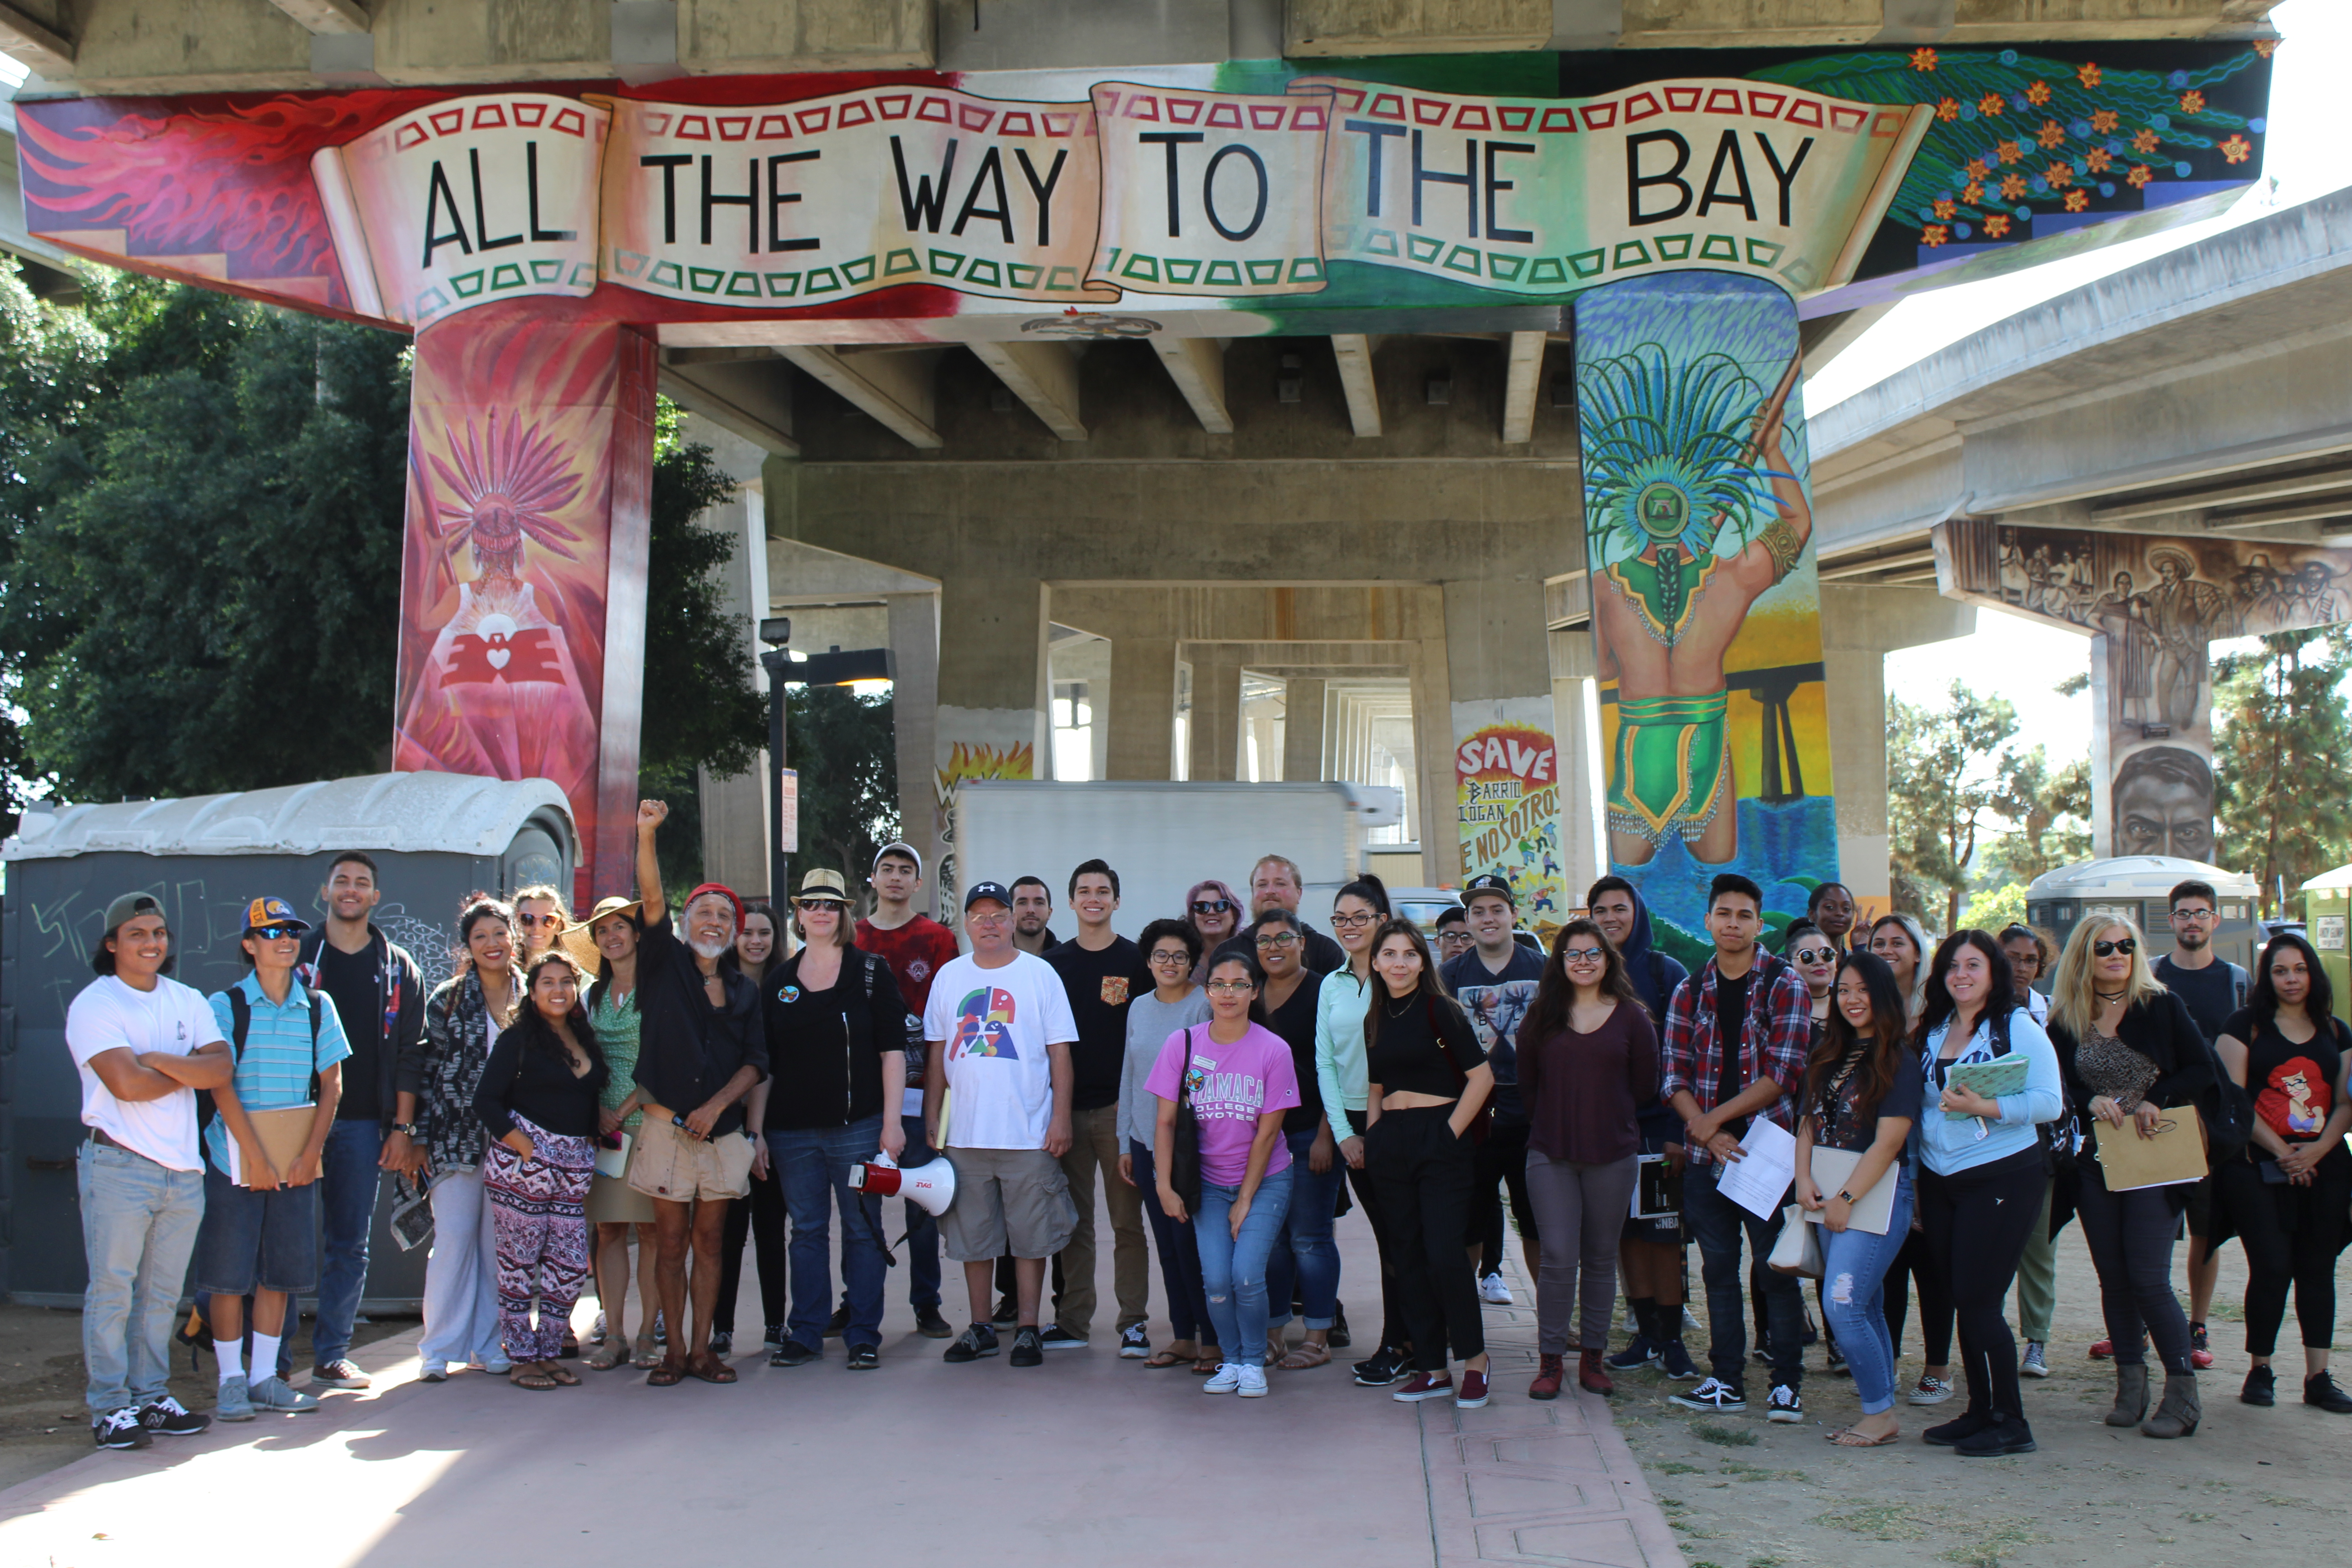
left=2094, top=988, right=2128, bottom=1002
left=1384, top=990, right=1419, bottom=1018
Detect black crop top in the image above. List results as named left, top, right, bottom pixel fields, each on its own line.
left=1367, top=990, right=1486, bottom=1100
left=475, top=1024, right=610, bottom=1140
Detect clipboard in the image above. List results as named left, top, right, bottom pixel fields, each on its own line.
left=1801, top=1146, right=1899, bottom=1235
left=2092, top=1104, right=2207, bottom=1191
left=223, top=1103, right=317, bottom=1186
left=1629, top=1152, right=1681, bottom=1220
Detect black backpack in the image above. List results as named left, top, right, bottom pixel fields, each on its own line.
left=194, top=986, right=324, bottom=1143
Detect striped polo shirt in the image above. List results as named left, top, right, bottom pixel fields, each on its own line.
left=203, top=971, right=353, bottom=1171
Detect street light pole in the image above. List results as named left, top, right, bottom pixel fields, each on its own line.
left=758, top=616, right=792, bottom=906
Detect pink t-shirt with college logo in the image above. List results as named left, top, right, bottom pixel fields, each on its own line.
left=1145, top=1022, right=1300, bottom=1187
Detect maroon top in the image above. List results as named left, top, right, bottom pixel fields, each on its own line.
left=1518, top=1000, right=1661, bottom=1165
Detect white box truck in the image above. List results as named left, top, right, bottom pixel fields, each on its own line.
left=950, top=780, right=1401, bottom=940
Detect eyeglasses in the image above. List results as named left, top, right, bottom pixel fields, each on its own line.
left=517, top=912, right=561, bottom=928
left=249, top=925, right=301, bottom=942
left=1205, top=980, right=1255, bottom=995
left=1191, top=899, right=1233, bottom=915
left=1329, top=911, right=1376, bottom=929
left=2170, top=909, right=2216, bottom=923
left=1255, top=932, right=1299, bottom=949
left=1148, top=949, right=1191, bottom=965
left=2093, top=937, right=2137, bottom=957
left=1792, top=946, right=1836, bottom=965
left=1559, top=946, right=1606, bottom=964
left=966, top=910, right=1010, bottom=926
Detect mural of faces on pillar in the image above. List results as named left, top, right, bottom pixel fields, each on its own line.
left=1940, top=519, right=2352, bottom=861
left=1575, top=273, right=1840, bottom=944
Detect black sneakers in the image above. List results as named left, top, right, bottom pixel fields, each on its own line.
left=943, top=1324, right=1001, bottom=1363
left=94, top=1407, right=152, bottom=1450
left=990, top=1296, right=1019, bottom=1327
left=846, top=1345, right=880, bottom=1371
left=2243, top=1364, right=2276, bottom=1406
left=914, top=1308, right=955, bottom=1340
left=1009, top=1327, right=1045, bottom=1367
left=1921, top=1410, right=1994, bottom=1447
left=1953, top=1416, right=2037, bottom=1456
left=1352, top=1347, right=1408, bottom=1386
left=137, top=1395, right=210, bottom=1438
left=2306, top=1371, right=2352, bottom=1413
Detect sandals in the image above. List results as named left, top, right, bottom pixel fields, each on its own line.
left=545, top=1361, right=581, bottom=1387
left=1192, top=1353, right=1224, bottom=1376
left=645, top=1355, right=687, bottom=1387
left=1141, top=1349, right=1190, bottom=1369
left=686, top=1350, right=739, bottom=1385
left=1279, top=1340, right=1333, bottom=1371
left=631, top=1334, right=661, bottom=1370
left=510, top=1365, right=559, bottom=1392
left=583, top=1340, right=628, bottom=1372
left=1826, top=1426, right=1901, bottom=1447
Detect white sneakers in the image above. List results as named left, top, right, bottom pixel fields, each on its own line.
left=1237, top=1364, right=1269, bottom=1398
left=1479, top=1273, right=1514, bottom=1306
left=1204, top=1361, right=1272, bottom=1396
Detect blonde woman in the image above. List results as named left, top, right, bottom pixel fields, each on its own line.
left=2045, top=916, right=2212, bottom=1439
left=513, top=884, right=573, bottom=961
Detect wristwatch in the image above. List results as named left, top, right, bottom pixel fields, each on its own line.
left=390, top=1122, right=420, bottom=1137
left=1835, top=1190, right=1856, bottom=1205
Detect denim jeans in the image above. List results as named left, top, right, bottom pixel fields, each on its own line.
left=79, top=1142, right=205, bottom=1417
left=418, top=1167, right=506, bottom=1372
left=1264, top=1127, right=1344, bottom=1332
left=900, top=1114, right=942, bottom=1312
left=1194, top=1165, right=1294, bottom=1367
left=1681, top=1159, right=1805, bottom=1390
left=1131, top=1139, right=1210, bottom=1344
left=312, top=1119, right=384, bottom=1367
left=770, top=1116, right=887, bottom=1352
left=1817, top=1176, right=1914, bottom=1415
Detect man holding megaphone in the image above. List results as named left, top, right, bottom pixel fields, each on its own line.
left=920, top=882, right=1083, bottom=1370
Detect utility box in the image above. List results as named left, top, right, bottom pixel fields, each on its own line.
left=2024, top=855, right=2262, bottom=976
left=0, top=772, right=574, bottom=1308
left=2302, top=864, right=2352, bottom=1026
left=951, top=781, right=1400, bottom=941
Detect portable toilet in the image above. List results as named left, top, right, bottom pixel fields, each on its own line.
left=2303, top=864, right=2352, bottom=1026
left=2023, top=856, right=2263, bottom=974
left=0, top=772, right=574, bottom=1308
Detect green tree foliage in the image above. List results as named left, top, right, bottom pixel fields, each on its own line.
left=2214, top=630, right=2352, bottom=917
left=1982, top=744, right=2092, bottom=886
left=786, top=681, right=900, bottom=902
left=1888, top=681, right=2018, bottom=933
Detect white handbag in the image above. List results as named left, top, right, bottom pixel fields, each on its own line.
left=1767, top=1204, right=1823, bottom=1278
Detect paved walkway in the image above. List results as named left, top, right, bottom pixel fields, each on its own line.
left=0, top=1202, right=1679, bottom=1568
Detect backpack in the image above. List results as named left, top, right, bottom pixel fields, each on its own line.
left=195, top=986, right=324, bottom=1139
left=1986, top=1004, right=2075, bottom=1182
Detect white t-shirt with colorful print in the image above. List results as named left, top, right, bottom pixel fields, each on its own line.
left=922, top=950, right=1078, bottom=1150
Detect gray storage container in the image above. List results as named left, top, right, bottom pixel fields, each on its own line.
left=1, top=772, right=573, bottom=1308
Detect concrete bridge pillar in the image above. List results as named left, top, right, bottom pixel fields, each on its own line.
left=1445, top=575, right=1571, bottom=921
left=933, top=576, right=1049, bottom=914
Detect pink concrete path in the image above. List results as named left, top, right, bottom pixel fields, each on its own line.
left=0, top=1200, right=1680, bottom=1568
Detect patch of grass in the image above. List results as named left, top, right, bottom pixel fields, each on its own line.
left=1815, top=1504, right=1929, bottom=1542
left=1689, top=1419, right=1759, bottom=1447
left=1749, top=1557, right=1785, bottom=1568
left=2184, top=1512, right=2216, bottom=1523
left=2205, top=1298, right=2245, bottom=1322
left=1653, top=1460, right=1706, bottom=1475
left=1941, top=1517, right=2043, bottom=1568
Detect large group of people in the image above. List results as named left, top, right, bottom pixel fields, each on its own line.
left=66, top=806, right=2352, bottom=1452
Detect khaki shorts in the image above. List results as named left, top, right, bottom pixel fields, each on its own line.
left=939, top=1147, right=1078, bottom=1263
left=626, top=1110, right=755, bottom=1203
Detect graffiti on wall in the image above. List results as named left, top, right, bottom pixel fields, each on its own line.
left=1576, top=272, right=1838, bottom=943
left=1936, top=519, right=2352, bottom=861
left=1452, top=700, right=1568, bottom=931
left=933, top=736, right=1037, bottom=926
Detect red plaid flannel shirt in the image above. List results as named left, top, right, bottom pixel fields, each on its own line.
left=1657, top=951, right=1813, bottom=1166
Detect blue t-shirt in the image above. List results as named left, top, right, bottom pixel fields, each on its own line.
left=203, top=972, right=353, bottom=1171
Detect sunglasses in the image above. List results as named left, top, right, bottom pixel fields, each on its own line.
left=2093, top=937, right=2136, bottom=957
left=516, top=912, right=562, bottom=927
left=249, top=925, right=302, bottom=942
left=1191, top=899, right=1233, bottom=915
left=1792, top=946, right=1836, bottom=965
left=794, top=897, right=847, bottom=911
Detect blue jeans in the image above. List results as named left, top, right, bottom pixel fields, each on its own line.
left=1817, top=1176, right=1914, bottom=1415
left=1682, top=1159, right=1805, bottom=1390
left=901, top=1114, right=942, bottom=1312
left=1264, top=1127, right=1344, bottom=1332
left=313, top=1119, right=384, bottom=1367
left=1131, top=1139, right=1210, bottom=1344
left=770, top=1117, right=887, bottom=1352
left=1194, top=1165, right=1294, bottom=1367
left=79, top=1142, right=205, bottom=1417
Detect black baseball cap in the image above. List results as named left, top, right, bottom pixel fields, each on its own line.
left=964, top=880, right=1014, bottom=911
left=1464, top=873, right=1516, bottom=906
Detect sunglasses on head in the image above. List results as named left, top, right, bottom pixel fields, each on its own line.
left=249, top=925, right=301, bottom=942
left=2093, top=937, right=2136, bottom=957
left=1191, top=899, right=1233, bottom=915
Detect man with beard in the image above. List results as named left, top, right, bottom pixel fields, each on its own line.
left=624, top=800, right=768, bottom=1387
left=1011, top=877, right=1059, bottom=956
left=2150, top=879, right=2248, bottom=1377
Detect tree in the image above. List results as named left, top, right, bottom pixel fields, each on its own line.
left=1981, top=743, right=2092, bottom=887
left=786, top=681, right=900, bottom=903
left=2214, top=629, right=2352, bottom=917
left=1887, top=680, right=2018, bottom=932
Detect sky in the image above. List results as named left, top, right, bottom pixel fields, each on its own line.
left=1843, top=1, right=2348, bottom=766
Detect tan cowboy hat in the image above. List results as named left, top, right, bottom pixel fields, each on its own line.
left=794, top=868, right=851, bottom=904
left=554, top=896, right=638, bottom=973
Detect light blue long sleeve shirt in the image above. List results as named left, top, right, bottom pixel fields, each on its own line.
left=1314, top=965, right=1373, bottom=1149
left=1916, top=1007, right=2063, bottom=1177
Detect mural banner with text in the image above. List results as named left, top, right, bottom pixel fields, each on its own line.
left=1453, top=698, right=1569, bottom=933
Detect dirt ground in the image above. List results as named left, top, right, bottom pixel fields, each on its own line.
left=1612, top=1223, right=2350, bottom=1568
left=0, top=1301, right=412, bottom=1492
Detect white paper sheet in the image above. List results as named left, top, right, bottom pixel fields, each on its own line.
left=1714, top=1117, right=1798, bottom=1221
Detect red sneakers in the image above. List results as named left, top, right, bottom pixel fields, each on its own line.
left=1392, top=1372, right=1455, bottom=1402
left=1456, top=1369, right=1490, bottom=1408
left=1530, top=1353, right=1565, bottom=1401
left=1579, top=1348, right=1614, bottom=1396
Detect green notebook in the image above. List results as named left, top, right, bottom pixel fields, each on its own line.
left=1942, top=1056, right=2029, bottom=1120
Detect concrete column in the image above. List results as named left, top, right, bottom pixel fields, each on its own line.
left=1284, top=677, right=1327, bottom=782
left=886, top=592, right=941, bottom=918
left=1106, top=637, right=1179, bottom=781
left=934, top=577, right=1047, bottom=916
left=1443, top=576, right=1562, bottom=912
left=689, top=420, right=775, bottom=897
left=1410, top=626, right=1459, bottom=888
left=1187, top=647, right=1245, bottom=783
left=1549, top=628, right=1601, bottom=907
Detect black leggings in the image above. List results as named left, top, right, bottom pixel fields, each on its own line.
left=1919, top=1148, right=2045, bottom=1421
left=2076, top=1166, right=2193, bottom=1374
left=1369, top=1105, right=1484, bottom=1371
left=2218, top=1151, right=2352, bottom=1357
left=713, top=1159, right=786, bottom=1335
left=1346, top=1108, right=1409, bottom=1353
left=1881, top=1226, right=1953, bottom=1366
left=1470, top=1119, right=1538, bottom=1272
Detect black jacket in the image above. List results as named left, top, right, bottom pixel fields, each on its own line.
left=2048, top=988, right=2216, bottom=1115
left=632, top=914, right=767, bottom=1136
left=760, top=946, right=914, bottom=1132
left=299, top=924, right=427, bottom=1131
